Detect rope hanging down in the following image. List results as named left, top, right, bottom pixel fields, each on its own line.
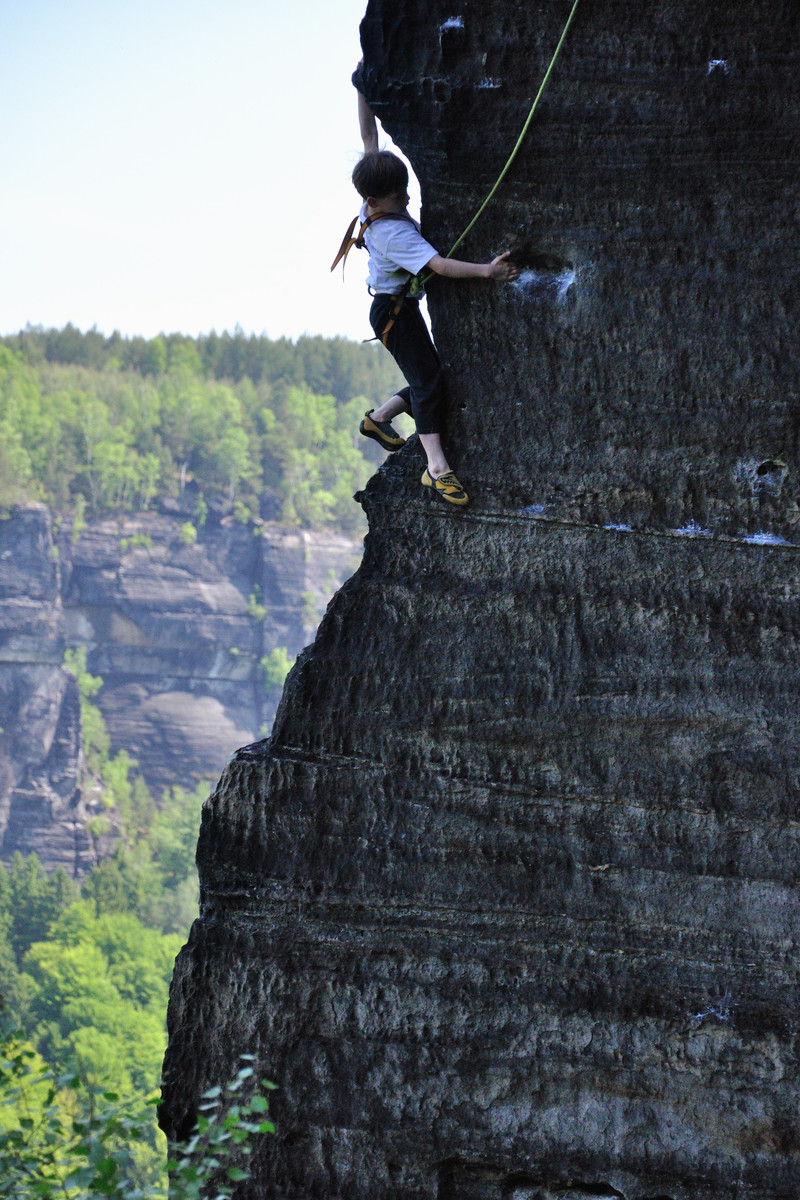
left=430, top=0, right=582, bottom=270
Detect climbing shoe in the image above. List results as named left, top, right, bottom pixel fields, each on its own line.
left=359, top=410, right=406, bottom=452
left=421, top=468, right=470, bottom=507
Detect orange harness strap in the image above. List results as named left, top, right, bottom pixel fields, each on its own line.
left=365, top=286, right=409, bottom=348
left=330, top=210, right=421, bottom=345
left=330, top=210, right=419, bottom=273
left=330, top=210, right=388, bottom=273
left=330, top=214, right=362, bottom=273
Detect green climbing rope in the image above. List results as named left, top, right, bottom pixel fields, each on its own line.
left=422, top=0, right=581, bottom=279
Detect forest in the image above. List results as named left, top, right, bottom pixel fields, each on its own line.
left=0, top=324, right=406, bottom=1195
left=2, top=636, right=211, bottom=1194
left=0, top=324, right=405, bottom=533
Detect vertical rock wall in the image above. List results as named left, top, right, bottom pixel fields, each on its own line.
left=0, top=506, right=90, bottom=872
left=161, top=4, right=800, bottom=1198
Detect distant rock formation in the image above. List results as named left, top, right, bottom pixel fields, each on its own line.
left=0, top=505, right=90, bottom=872
left=0, top=505, right=359, bottom=872
left=161, top=3, right=800, bottom=1198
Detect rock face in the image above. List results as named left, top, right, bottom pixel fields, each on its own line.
left=0, top=506, right=92, bottom=873
left=161, top=4, right=800, bottom=1199
left=0, top=506, right=359, bottom=870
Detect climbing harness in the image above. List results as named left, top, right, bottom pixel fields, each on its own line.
left=368, top=282, right=413, bottom=348
left=330, top=210, right=419, bottom=274
left=330, top=210, right=421, bottom=346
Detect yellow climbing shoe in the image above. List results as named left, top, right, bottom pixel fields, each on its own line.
left=421, top=468, right=470, bottom=507
left=359, top=410, right=406, bottom=452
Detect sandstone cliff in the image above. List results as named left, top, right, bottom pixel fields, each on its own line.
left=0, top=504, right=359, bottom=872
left=161, top=3, right=800, bottom=1198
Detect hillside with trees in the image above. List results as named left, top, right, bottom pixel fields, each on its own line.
left=0, top=324, right=407, bottom=1194
left=0, top=325, right=405, bottom=533
left=0, top=611, right=218, bottom=1194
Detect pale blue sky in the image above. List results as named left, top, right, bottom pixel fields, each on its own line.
left=0, top=0, right=418, bottom=342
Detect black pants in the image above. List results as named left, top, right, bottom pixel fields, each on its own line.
left=369, top=293, right=443, bottom=436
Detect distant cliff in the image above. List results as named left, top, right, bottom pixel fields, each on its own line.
left=0, top=503, right=360, bottom=873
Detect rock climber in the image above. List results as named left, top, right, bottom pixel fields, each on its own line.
left=338, top=70, right=521, bottom=507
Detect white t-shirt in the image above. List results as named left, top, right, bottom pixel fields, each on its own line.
left=359, top=202, right=437, bottom=294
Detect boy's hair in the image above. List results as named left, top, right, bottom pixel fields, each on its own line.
left=352, top=151, right=408, bottom=200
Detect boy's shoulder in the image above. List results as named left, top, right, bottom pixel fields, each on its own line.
left=359, top=204, right=418, bottom=231
left=374, top=215, right=418, bottom=246
left=363, top=210, right=424, bottom=246
left=332, top=209, right=424, bottom=275
left=364, top=213, right=438, bottom=280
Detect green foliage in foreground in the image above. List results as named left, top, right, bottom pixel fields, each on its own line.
left=0, top=862, right=184, bottom=1189
left=0, top=1035, right=275, bottom=1200
left=0, top=649, right=275, bottom=1195
left=0, top=325, right=403, bottom=532
left=0, top=648, right=212, bottom=1192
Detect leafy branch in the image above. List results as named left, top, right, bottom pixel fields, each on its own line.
left=0, top=1034, right=276, bottom=1200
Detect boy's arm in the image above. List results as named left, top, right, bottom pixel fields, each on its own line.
left=357, top=89, right=379, bottom=154
left=426, top=251, right=521, bottom=282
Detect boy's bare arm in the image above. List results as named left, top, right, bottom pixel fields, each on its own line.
left=426, top=251, right=521, bottom=282
left=357, top=90, right=379, bottom=154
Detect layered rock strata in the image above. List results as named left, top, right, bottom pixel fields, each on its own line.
left=161, top=3, right=800, bottom=1198
left=0, top=506, right=358, bottom=870
left=0, top=506, right=92, bottom=872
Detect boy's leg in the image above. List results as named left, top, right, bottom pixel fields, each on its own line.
left=360, top=384, right=410, bottom=452
left=379, top=299, right=444, bottom=439
left=418, top=432, right=449, bottom=477
left=372, top=387, right=412, bottom=422
left=368, top=295, right=469, bottom=504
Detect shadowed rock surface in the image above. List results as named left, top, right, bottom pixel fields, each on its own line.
left=0, top=506, right=358, bottom=871
left=161, top=3, right=800, bottom=1198
left=0, top=506, right=96, bottom=872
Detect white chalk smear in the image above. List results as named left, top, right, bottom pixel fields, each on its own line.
left=673, top=522, right=711, bottom=538
left=440, top=16, right=464, bottom=31
left=476, top=77, right=501, bottom=89
left=517, top=504, right=547, bottom=518
left=513, top=267, right=575, bottom=302
left=743, top=531, right=792, bottom=546
left=604, top=523, right=632, bottom=532
left=692, top=997, right=734, bottom=1026
left=707, top=59, right=729, bottom=75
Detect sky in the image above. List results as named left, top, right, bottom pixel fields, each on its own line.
left=0, top=0, right=419, bottom=343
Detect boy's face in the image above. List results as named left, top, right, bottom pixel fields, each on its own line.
left=368, top=189, right=409, bottom=213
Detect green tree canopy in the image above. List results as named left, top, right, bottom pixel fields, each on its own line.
left=0, top=325, right=403, bottom=530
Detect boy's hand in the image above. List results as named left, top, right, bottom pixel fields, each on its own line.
left=427, top=252, right=523, bottom=281
left=488, top=252, right=522, bottom=282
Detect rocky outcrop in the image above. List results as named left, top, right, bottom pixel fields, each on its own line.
left=0, top=505, right=93, bottom=872
left=161, top=4, right=800, bottom=1199
left=0, top=506, right=359, bottom=870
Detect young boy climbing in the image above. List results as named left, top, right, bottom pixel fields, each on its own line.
left=343, top=86, right=521, bottom=507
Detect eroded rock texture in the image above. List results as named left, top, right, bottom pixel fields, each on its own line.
left=64, top=514, right=357, bottom=795
left=0, top=505, right=357, bottom=870
left=161, top=3, right=800, bottom=1198
left=0, top=505, right=92, bottom=872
